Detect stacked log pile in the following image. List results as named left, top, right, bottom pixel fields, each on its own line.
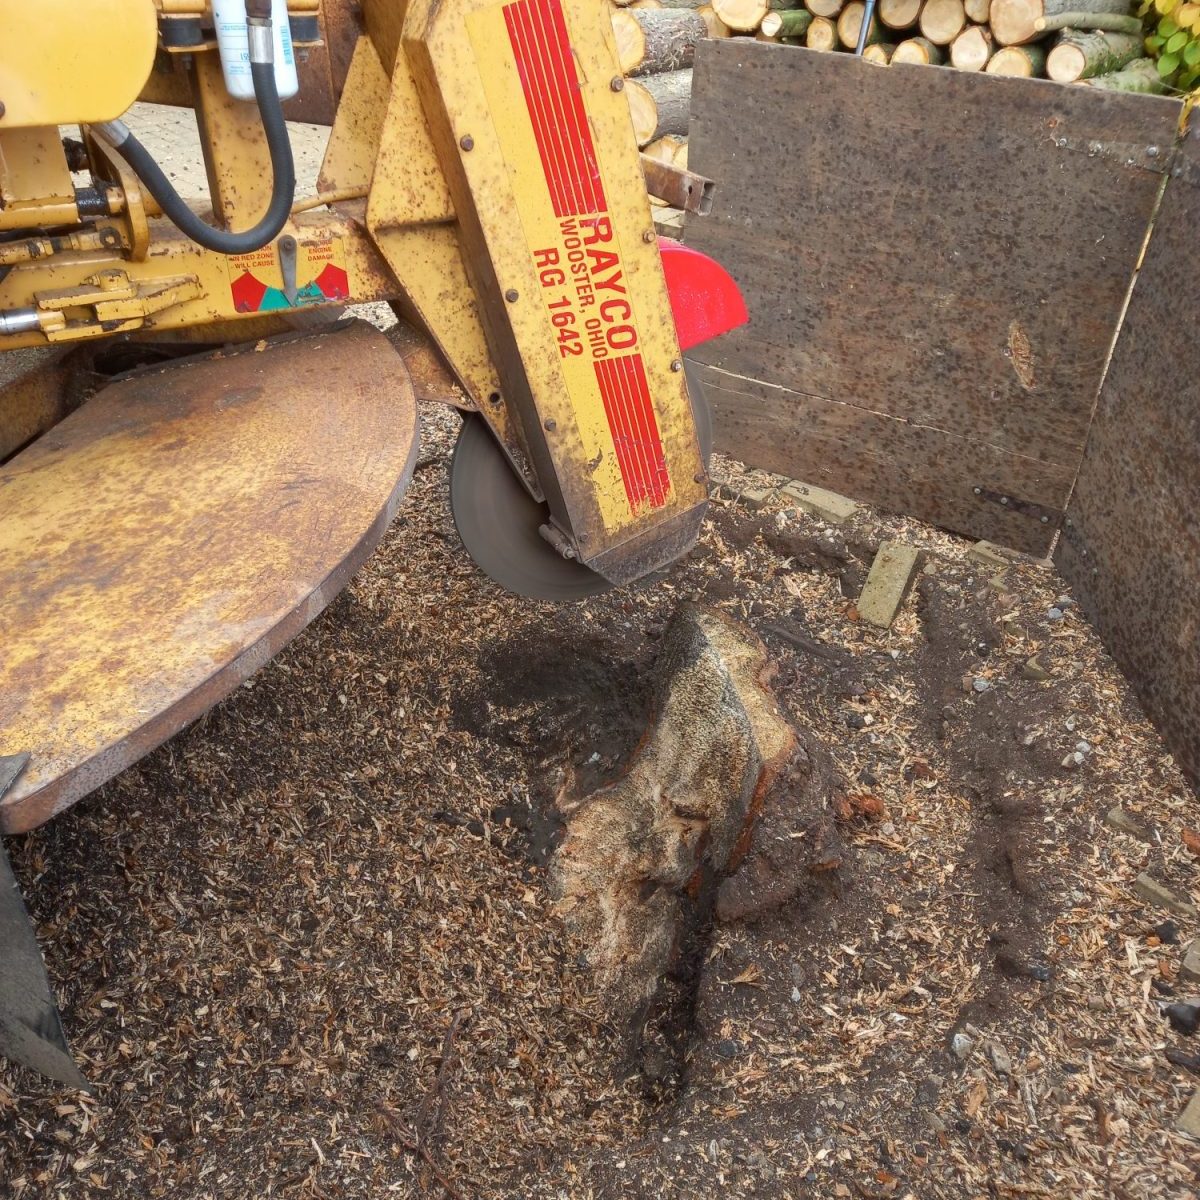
left=611, top=0, right=1189, bottom=117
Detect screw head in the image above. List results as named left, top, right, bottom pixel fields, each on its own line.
left=610, top=77, right=624, bottom=92
left=642, top=230, right=655, bottom=243
left=973, top=487, right=982, bottom=495
left=505, top=288, right=519, bottom=303
left=459, top=134, right=474, bottom=151
left=670, top=359, right=683, bottom=372
left=0, top=101, right=6, bottom=120
left=694, top=471, right=707, bottom=484
left=543, top=418, right=556, bottom=432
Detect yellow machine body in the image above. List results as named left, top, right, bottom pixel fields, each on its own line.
left=0, top=0, right=715, bottom=833
left=0, top=0, right=159, bottom=129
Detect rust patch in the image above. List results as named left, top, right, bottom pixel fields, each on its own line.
left=0, top=321, right=419, bottom=833
left=1007, top=320, right=1036, bottom=391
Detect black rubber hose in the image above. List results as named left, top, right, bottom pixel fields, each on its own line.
left=113, top=60, right=295, bottom=256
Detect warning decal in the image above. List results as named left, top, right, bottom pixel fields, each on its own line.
left=495, top=0, right=672, bottom=514
left=227, top=239, right=349, bottom=313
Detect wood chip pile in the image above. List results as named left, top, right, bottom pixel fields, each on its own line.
left=613, top=0, right=1195, bottom=117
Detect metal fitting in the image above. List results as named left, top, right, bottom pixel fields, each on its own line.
left=505, top=289, right=519, bottom=303
left=0, top=309, right=42, bottom=336
left=247, top=19, right=275, bottom=65
left=459, top=135, right=475, bottom=151
left=94, top=120, right=131, bottom=148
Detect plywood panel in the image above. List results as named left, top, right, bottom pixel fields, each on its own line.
left=685, top=42, right=1181, bottom=553
left=1056, top=122, right=1200, bottom=791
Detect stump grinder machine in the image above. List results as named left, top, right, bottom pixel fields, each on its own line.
left=0, top=0, right=746, bottom=1085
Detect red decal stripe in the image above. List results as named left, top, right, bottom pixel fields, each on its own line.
left=594, top=356, right=670, bottom=509
left=504, top=0, right=606, bottom=217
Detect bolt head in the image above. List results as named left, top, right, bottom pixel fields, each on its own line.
left=505, top=288, right=519, bottom=303
left=642, top=230, right=655, bottom=243
left=610, top=77, right=624, bottom=92
left=670, top=359, right=683, bottom=373
left=459, top=134, right=474, bottom=151
left=0, top=101, right=6, bottom=120
left=543, top=418, right=556, bottom=432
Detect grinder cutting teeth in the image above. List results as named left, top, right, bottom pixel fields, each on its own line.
left=450, top=365, right=715, bottom=601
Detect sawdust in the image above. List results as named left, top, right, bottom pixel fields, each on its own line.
left=2, top=405, right=1198, bottom=1199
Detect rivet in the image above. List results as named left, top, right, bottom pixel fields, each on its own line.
left=0, top=101, right=6, bottom=120
left=643, top=230, right=655, bottom=243
left=459, top=134, right=474, bottom=151
left=543, top=418, right=556, bottom=431
left=670, top=359, right=683, bottom=372
left=610, top=77, right=624, bottom=92
left=973, top=487, right=982, bottom=495
left=505, top=288, right=519, bottom=303
left=1000, top=496, right=1009, bottom=505
left=1040, top=515, right=1049, bottom=523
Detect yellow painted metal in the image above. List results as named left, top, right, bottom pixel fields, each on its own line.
left=317, top=38, right=391, bottom=198
left=402, top=0, right=705, bottom=559
left=0, top=321, right=419, bottom=834
left=0, top=130, right=75, bottom=212
left=0, top=1, right=158, bottom=129
left=0, top=214, right=396, bottom=350
left=365, top=47, right=454, bottom=228
left=32, top=270, right=203, bottom=343
left=192, top=52, right=277, bottom=229
left=0, top=0, right=703, bottom=566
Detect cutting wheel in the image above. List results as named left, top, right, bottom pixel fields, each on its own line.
left=451, top=364, right=712, bottom=601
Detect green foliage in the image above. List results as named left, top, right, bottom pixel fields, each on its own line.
left=1138, top=0, right=1200, bottom=89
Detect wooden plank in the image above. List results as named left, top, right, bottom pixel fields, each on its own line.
left=1055, top=123, right=1200, bottom=792
left=685, top=42, right=1181, bottom=552
left=692, top=361, right=1074, bottom=553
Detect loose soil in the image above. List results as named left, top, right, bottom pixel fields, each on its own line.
left=3, top=399, right=1199, bottom=1200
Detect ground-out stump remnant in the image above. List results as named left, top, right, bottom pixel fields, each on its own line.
left=551, top=604, right=799, bottom=1027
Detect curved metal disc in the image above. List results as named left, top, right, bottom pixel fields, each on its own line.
left=451, top=414, right=610, bottom=601
left=451, top=364, right=711, bottom=601
left=0, top=321, right=419, bottom=834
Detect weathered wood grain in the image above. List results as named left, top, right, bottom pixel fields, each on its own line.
left=1056, top=125, right=1200, bottom=792
left=684, top=41, right=1180, bottom=553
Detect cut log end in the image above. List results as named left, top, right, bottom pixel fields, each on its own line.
left=986, top=42, right=1048, bottom=74
left=918, top=0, right=967, bottom=45
left=711, top=0, right=770, bottom=31
left=892, top=35, right=945, bottom=63
left=949, top=24, right=995, bottom=70
left=806, top=14, right=840, bottom=49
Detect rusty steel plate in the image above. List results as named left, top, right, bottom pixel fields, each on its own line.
left=684, top=42, right=1182, bottom=554
left=1055, top=124, right=1200, bottom=792
left=0, top=321, right=419, bottom=833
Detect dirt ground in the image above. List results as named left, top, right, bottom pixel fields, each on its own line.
left=3, top=392, right=1200, bottom=1199
left=4, top=109, right=1200, bottom=1199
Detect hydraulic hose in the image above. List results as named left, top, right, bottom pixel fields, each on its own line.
left=95, top=21, right=295, bottom=256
